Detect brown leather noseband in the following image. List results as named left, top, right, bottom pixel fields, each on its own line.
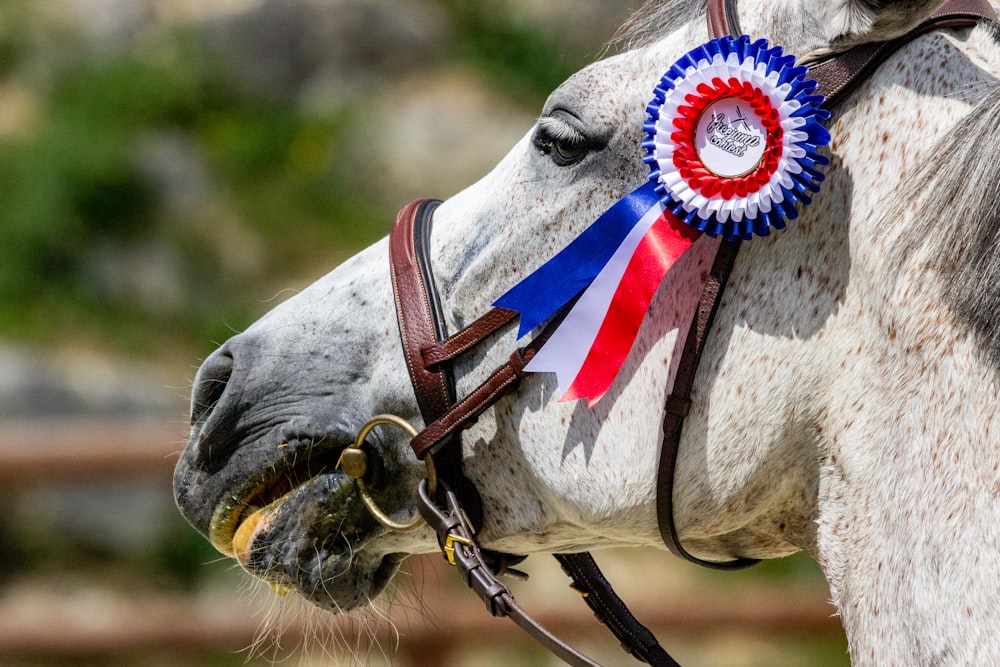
left=381, top=2, right=997, bottom=665
left=391, top=199, right=675, bottom=666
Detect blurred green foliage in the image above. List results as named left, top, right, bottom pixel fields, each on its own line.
left=0, top=1, right=589, bottom=362
left=0, top=0, right=597, bottom=589
left=0, top=33, right=385, bottom=357
left=439, top=0, right=583, bottom=100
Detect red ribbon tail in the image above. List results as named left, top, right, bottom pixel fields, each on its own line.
left=562, top=212, right=699, bottom=405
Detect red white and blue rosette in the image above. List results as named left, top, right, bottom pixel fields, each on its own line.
left=494, top=36, right=830, bottom=405
left=644, top=35, right=830, bottom=239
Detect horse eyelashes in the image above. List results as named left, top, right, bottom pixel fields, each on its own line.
left=533, top=115, right=593, bottom=166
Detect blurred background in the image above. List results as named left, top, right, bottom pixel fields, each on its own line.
left=0, top=1, right=849, bottom=665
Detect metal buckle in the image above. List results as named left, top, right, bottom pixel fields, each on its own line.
left=443, top=532, right=474, bottom=566
left=337, top=414, right=435, bottom=533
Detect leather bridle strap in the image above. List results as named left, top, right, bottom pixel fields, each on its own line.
left=708, top=0, right=996, bottom=81
left=389, top=199, right=547, bottom=463
left=657, top=238, right=754, bottom=569
left=656, top=0, right=998, bottom=568
left=417, top=485, right=602, bottom=666
left=807, top=0, right=998, bottom=107
left=389, top=199, right=455, bottom=422
left=392, top=200, right=681, bottom=667
left=390, top=198, right=493, bottom=528
left=418, top=484, right=684, bottom=667
left=706, top=0, right=740, bottom=39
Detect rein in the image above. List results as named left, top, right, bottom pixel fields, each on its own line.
left=351, top=1, right=999, bottom=664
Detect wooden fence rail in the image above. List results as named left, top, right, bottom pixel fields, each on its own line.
left=0, top=418, right=845, bottom=665
left=0, top=574, right=842, bottom=663
left=0, top=417, right=181, bottom=486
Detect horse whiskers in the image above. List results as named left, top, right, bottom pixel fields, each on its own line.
left=236, top=576, right=293, bottom=663
left=241, top=579, right=322, bottom=665
left=370, top=556, right=454, bottom=656
left=512, top=175, right=559, bottom=186
left=263, top=587, right=399, bottom=665
left=940, top=81, right=990, bottom=101
left=258, top=287, right=304, bottom=305
left=238, top=540, right=408, bottom=666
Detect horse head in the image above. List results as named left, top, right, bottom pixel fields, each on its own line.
left=174, top=0, right=1000, bottom=662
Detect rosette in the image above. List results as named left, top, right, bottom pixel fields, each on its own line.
left=644, top=35, right=830, bottom=239
left=495, top=35, right=829, bottom=404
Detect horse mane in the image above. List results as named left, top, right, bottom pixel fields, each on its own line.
left=892, top=78, right=1000, bottom=371
left=611, top=0, right=709, bottom=49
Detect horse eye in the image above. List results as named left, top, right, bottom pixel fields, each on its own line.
left=532, top=114, right=594, bottom=167
left=552, top=138, right=590, bottom=164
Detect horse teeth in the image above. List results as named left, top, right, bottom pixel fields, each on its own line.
left=232, top=507, right=265, bottom=563
left=232, top=505, right=281, bottom=567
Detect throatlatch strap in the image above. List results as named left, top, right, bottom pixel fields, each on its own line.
left=656, top=239, right=759, bottom=570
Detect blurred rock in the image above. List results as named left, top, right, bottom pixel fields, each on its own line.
left=0, top=345, right=176, bottom=419
left=202, top=0, right=449, bottom=105
left=508, top=0, right=636, bottom=52
left=13, top=481, right=179, bottom=557
left=131, top=131, right=265, bottom=296
left=363, top=69, right=537, bottom=201
left=51, top=0, right=263, bottom=44
left=134, top=130, right=215, bottom=216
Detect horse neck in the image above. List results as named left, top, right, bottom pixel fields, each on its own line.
left=810, top=29, right=1000, bottom=663
left=638, top=24, right=1000, bottom=663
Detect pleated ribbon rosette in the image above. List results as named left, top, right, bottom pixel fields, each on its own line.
left=495, top=36, right=830, bottom=405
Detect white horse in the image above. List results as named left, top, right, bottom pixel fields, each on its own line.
left=174, top=0, right=1000, bottom=663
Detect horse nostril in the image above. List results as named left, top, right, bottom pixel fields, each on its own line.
left=189, top=346, right=241, bottom=473
left=190, top=347, right=234, bottom=428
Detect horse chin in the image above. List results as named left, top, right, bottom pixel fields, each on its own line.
left=215, top=472, right=404, bottom=612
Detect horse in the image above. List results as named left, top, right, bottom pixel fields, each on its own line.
left=173, top=0, right=1000, bottom=663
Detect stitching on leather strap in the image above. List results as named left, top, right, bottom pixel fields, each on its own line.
left=421, top=308, right=519, bottom=367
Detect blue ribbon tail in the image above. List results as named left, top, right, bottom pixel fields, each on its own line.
left=494, top=180, right=661, bottom=337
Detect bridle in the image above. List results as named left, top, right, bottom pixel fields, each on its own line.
left=337, top=1, right=998, bottom=665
